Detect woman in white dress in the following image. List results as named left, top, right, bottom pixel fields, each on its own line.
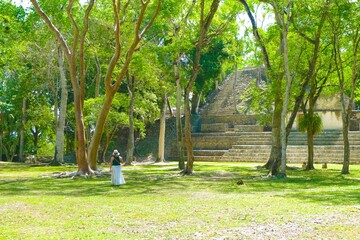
left=109, top=150, right=126, bottom=185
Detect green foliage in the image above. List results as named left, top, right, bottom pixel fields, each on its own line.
left=298, top=113, right=323, bottom=136
left=239, top=81, right=273, bottom=125
left=84, top=93, right=130, bottom=130
left=193, top=38, right=230, bottom=95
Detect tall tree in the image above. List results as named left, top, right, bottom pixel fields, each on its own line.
left=31, top=0, right=161, bottom=173
left=53, top=46, right=68, bottom=165
left=156, top=92, right=167, bottom=162
left=183, top=0, right=221, bottom=175
left=330, top=0, right=360, bottom=174
left=238, top=0, right=283, bottom=175
left=30, top=0, right=96, bottom=173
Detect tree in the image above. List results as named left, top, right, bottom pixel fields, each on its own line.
left=53, top=46, right=68, bottom=165
left=31, top=0, right=161, bottom=174
left=183, top=0, right=221, bottom=175
left=240, top=0, right=335, bottom=176
left=156, top=92, right=167, bottom=162
left=330, top=0, right=360, bottom=174
left=83, top=93, right=129, bottom=164
left=157, top=0, right=197, bottom=169
left=238, top=0, right=283, bottom=176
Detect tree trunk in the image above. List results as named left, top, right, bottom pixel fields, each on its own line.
left=174, top=57, right=185, bottom=170
left=125, top=75, right=135, bottom=166
left=191, top=92, right=201, bottom=115
left=183, top=92, right=195, bottom=174
left=31, top=126, right=40, bottom=154
left=265, top=73, right=282, bottom=175
left=233, top=63, right=238, bottom=114
left=19, top=97, right=26, bottom=162
left=306, top=91, right=316, bottom=170
left=167, top=97, right=174, bottom=117
left=101, top=129, right=111, bottom=163
left=94, top=55, right=101, bottom=97
left=156, top=92, right=167, bottom=162
left=280, top=36, right=290, bottom=178
left=66, top=54, right=91, bottom=174
left=268, top=100, right=282, bottom=175
left=341, top=113, right=350, bottom=174
left=53, top=47, right=68, bottom=165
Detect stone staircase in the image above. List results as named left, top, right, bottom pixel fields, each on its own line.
left=191, top=67, right=360, bottom=164
left=193, top=120, right=360, bottom=164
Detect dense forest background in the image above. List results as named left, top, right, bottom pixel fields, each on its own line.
left=1, top=0, right=359, bottom=176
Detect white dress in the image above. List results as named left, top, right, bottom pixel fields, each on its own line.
left=111, top=157, right=126, bottom=185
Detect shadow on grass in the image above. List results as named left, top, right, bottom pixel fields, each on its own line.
left=0, top=162, right=359, bottom=206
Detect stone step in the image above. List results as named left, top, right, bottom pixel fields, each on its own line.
left=201, top=114, right=258, bottom=125
left=193, top=150, right=227, bottom=156
left=234, top=125, right=264, bottom=132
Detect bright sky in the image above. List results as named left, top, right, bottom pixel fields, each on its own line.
left=12, top=0, right=88, bottom=8
left=12, top=0, right=31, bottom=9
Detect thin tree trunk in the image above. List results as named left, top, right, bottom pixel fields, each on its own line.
left=341, top=114, right=350, bottom=174
left=277, top=2, right=292, bottom=178
left=233, top=63, right=238, bottom=113
left=167, top=97, right=174, bottom=117
left=53, top=47, right=68, bottom=165
left=174, top=57, right=185, bottom=169
left=305, top=90, right=316, bottom=170
left=19, top=97, right=26, bottom=162
left=156, top=92, right=167, bottom=162
left=266, top=73, right=282, bottom=174
left=94, top=55, right=101, bottom=97
left=191, top=92, right=201, bottom=115
left=101, top=129, right=111, bottom=164
left=125, top=75, right=135, bottom=166
left=183, top=93, right=194, bottom=174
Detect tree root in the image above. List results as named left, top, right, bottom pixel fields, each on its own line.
left=45, top=170, right=110, bottom=179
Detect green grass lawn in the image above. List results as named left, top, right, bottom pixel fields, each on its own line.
left=0, top=161, right=359, bottom=240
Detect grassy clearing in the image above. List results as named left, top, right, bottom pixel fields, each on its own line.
left=0, top=161, right=359, bottom=239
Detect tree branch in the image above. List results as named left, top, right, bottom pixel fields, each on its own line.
left=66, top=0, right=79, bottom=58
left=29, top=0, right=71, bottom=60
left=238, top=0, right=271, bottom=70
left=79, top=0, right=95, bottom=103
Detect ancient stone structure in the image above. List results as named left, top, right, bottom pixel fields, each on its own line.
left=191, top=67, right=360, bottom=164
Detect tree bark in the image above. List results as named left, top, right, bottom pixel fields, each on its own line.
left=275, top=1, right=293, bottom=178
left=305, top=96, right=316, bottom=170
left=94, top=55, right=101, bottom=98
left=174, top=57, right=185, bottom=170
left=156, top=92, right=167, bottom=162
left=233, top=63, right=238, bottom=113
left=53, top=46, right=68, bottom=165
left=191, top=92, right=201, bottom=115
left=125, top=75, right=135, bottom=166
left=19, top=97, right=26, bottom=162
left=267, top=73, right=283, bottom=175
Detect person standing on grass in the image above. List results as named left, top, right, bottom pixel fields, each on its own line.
left=109, top=149, right=126, bottom=186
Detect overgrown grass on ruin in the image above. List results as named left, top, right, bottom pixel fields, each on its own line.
left=0, top=161, right=359, bottom=239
